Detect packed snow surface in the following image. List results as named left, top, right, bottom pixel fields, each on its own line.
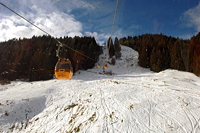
left=0, top=46, right=200, bottom=133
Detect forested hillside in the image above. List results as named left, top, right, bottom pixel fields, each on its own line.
left=119, top=33, right=200, bottom=76
left=1, top=33, right=200, bottom=83
left=0, top=36, right=102, bottom=81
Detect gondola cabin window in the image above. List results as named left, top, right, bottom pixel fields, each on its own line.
left=58, top=64, right=71, bottom=69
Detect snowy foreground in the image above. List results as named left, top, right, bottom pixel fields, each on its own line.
left=0, top=46, right=200, bottom=133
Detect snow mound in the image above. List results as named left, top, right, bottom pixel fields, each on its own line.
left=0, top=45, right=200, bottom=133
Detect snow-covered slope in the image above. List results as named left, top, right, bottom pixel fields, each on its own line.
left=0, top=46, right=200, bottom=133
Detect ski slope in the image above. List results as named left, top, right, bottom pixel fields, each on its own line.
left=0, top=46, right=200, bottom=133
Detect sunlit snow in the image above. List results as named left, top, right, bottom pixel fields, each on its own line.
left=0, top=46, right=200, bottom=132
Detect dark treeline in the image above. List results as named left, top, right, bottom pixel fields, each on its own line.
left=119, top=33, right=200, bottom=76
left=0, top=35, right=102, bottom=81
left=1, top=33, right=199, bottom=83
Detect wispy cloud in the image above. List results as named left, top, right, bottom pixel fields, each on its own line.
left=49, top=0, right=95, bottom=13
left=130, top=24, right=140, bottom=30
left=181, top=2, right=200, bottom=33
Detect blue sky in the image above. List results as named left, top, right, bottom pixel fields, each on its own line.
left=0, top=0, right=200, bottom=44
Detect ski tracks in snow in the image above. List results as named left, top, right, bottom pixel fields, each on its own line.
left=2, top=45, right=200, bottom=132
left=6, top=73, right=200, bottom=133
left=138, top=75, right=200, bottom=133
left=5, top=69, right=200, bottom=132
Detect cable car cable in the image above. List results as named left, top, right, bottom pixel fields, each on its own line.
left=108, top=0, right=119, bottom=50
left=1, top=1, right=119, bottom=69
left=0, top=2, right=97, bottom=62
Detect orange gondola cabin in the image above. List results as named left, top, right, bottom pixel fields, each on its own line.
left=104, top=64, right=108, bottom=69
left=54, top=59, right=73, bottom=80
left=97, top=64, right=101, bottom=68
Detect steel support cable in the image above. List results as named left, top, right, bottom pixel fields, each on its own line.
left=108, top=0, right=119, bottom=53
left=0, top=3, right=52, bottom=38
left=0, top=2, right=97, bottom=62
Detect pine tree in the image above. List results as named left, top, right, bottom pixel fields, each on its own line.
left=107, top=37, right=115, bottom=58
left=114, top=37, right=121, bottom=59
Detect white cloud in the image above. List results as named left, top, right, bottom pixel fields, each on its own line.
left=84, top=31, right=110, bottom=45
left=177, top=33, right=194, bottom=40
left=84, top=29, right=123, bottom=45
left=0, top=5, right=83, bottom=42
left=0, top=0, right=115, bottom=42
left=182, top=2, right=200, bottom=32
left=112, top=29, right=123, bottom=39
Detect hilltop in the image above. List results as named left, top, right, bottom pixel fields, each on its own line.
left=0, top=45, right=200, bottom=132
